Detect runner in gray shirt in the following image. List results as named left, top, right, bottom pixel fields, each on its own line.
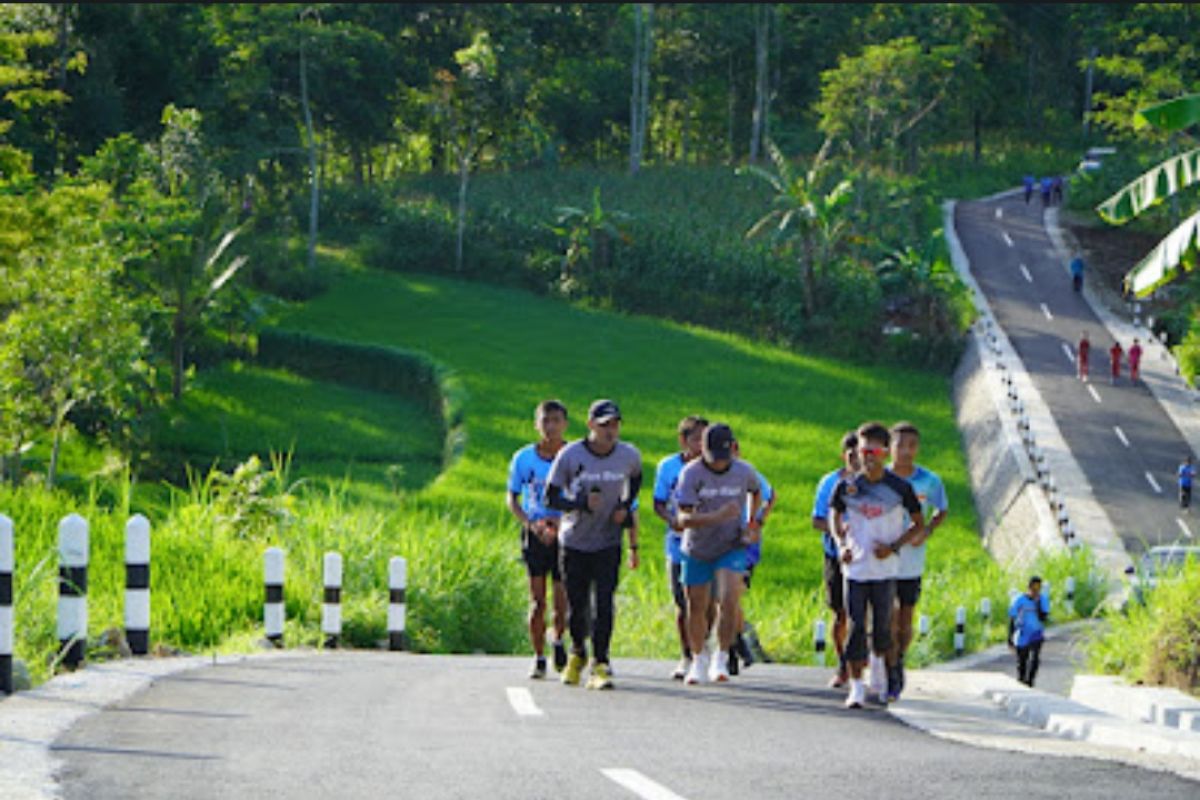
left=675, top=424, right=761, bottom=684
left=545, top=399, right=642, bottom=690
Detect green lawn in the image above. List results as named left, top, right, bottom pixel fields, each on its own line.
left=274, top=268, right=1081, bottom=664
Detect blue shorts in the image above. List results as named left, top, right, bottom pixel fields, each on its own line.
left=680, top=548, right=748, bottom=587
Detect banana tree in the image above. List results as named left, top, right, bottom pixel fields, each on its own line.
left=739, top=139, right=853, bottom=317
left=1097, top=93, right=1200, bottom=297
left=548, top=187, right=632, bottom=297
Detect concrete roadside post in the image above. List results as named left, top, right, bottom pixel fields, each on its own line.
left=57, top=514, right=89, bottom=669
left=954, top=606, right=967, bottom=657
left=264, top=547, right=285, bottom=647
left=124, top=514, right=151, bottom=656
left=322, top=552, right=342, bottom=648
left=388, top=556, right=406, bottom=651
left=814, top=619, right=827, bottom=666
left=0, top=514, right=12, bottom=694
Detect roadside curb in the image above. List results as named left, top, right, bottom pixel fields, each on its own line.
left=1072, top=674, right=1200, bottom=734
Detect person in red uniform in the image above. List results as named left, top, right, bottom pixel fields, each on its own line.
left=1109, top=340, right=1124, bottom=385
left=1077, top=331, right=1090, bottom=382
left=1129, top=338, right=1143, bottom=383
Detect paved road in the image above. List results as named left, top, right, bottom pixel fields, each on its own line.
left=956, top=196, right=1195, bottom=554
left=52, top=653, right=1199, bottom=799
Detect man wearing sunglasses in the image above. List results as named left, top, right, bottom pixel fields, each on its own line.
left=829, top=422, right=925, bottom=709
left=545, top=399, right=642, bottom=690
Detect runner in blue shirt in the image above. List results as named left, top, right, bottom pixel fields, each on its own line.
left=652, top=415, right=707, bottom=680
left=887, top=422, right=949, bottom=702
left=1023, top=174, right=1035, bottom=204
left=1008, top=576, right=1050, bottom=686
left=811, top=431, right=860, bottom=688
left=1179, top=455, right=1195, bottom=510
left=506, top=400, right=570, bottom=678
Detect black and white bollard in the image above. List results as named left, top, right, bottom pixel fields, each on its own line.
left=124, top=514, right=151, bottom=656
left=57, top=514, right=89, bottom=669
left=919, top=613, right=930, bottom=638
left=814, top=619, right=827, bottom=666
left=1, top=514, right=12, bottom=694
left=1066, top=576, right=1076, bottom=604
left=264, top=547, right=285, bottom=647
left=954, top=605, right=966, bottom=657
left=322, top=552, right=342, bottom=648
left=979, top=597, right=992, bottom=625
left=388, top=556, right=406, bottom=651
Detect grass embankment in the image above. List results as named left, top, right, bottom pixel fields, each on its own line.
left=7, top=263, right=1101, bottom=685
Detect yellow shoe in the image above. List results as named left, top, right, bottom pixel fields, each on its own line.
left=585, top=661, right=613, bottom=690
left=562, top=653, right=585, bottom=686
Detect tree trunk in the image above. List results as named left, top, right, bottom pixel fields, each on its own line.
left=750, top=5, right=769, bottom=162
left=455, top=127, right=474, bottom=273
left=172, top=310, right=186, bottom=400
left=639, top=5, right=653, bottom=168
left=1082, top=45, right=1097, bottom=138
left=300, top=35, right=319, bottom=275
left=629, top=4, right=643, bottom=175
left=727, top=52, right=736, bottom=165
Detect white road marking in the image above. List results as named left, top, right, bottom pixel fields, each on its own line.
left=1146, top=472, right=1163, bottom=494
left=1088, top=385, right=1102, bottom=403
left=1062, top=343, right=1076, bottom=364
left=602, top=769, right=690, bottom=800
left=1040, top=302, right=1053, bottom=321
left=1003, top=231, right=1014, bottom=247
left=996, top=207, right=1003, bottom=220
left=505, top=687, right=545, bottom=717
left=1113, top=426, right=1130, bottom=448
left=1178, top=517, right=1194, bottom=539
left=1020, top=264, right=1033, bottom=283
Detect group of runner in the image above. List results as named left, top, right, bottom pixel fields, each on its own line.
left=505, top=400, right=948, bottom=709
left=1076, top=331, right=1143, bottom=385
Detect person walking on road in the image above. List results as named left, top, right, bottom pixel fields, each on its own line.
left=1052, top=175, right=1064, bottom=205
left=1077, top=331, right=1091, bottom=382
left=829, top=422, right=925, bottom=709
left=675, top=424, right=762, bottom=685
left=1179, top=455, right=1196, bottom=510
left=652, top=415, right=708, bottom=680
left=1040, top=176, right=1053, bottom=208
left=1023, top=174, right=1035, bottom=204
left=545, top=399, right=642, bottom=690
left=812, top=432, right=860, bottom=688
left=1069, top=253, right=1085, bottom=293
left=1008, top=576, right=1049, bottom=687
left=1109, top=340, right=1124, bottom=385
left=1129, top=338, right=1143, bottom=383
left=886, top=422, right=948, bottom=703
left=506, top=400, right=570, bottom=678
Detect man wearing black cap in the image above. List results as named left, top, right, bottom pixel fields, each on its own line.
left=674, top=423, right=762, bottom=684
left=544, top=399, right=643, bottom=690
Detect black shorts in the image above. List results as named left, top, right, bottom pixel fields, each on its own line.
left=669, top=559, right=687, bottom=613
left=896, top=577, right=923, bottom=607
left=522, top=526, right=561, bottom=581
left=823, top=555, right=845, bottom=612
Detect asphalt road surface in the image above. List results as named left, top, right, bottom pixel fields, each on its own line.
left=53, top=653, right=1199, bottom=799
left=956, top=195, right=1194, bottom=554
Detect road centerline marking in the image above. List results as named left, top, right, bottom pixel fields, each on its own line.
left=1003, top=231, right=1014, bottom=247
left=1178, top=517, right=1194, bottom=539
left=1088, top=385, right=1102, bottom=403
left=1113, top=426, right=1130, bottom=448
left=1062, top=343, right=1076, bottom=364
left=601, top=769, right=690, bottom=800
left=996, top=207, right=1003, bottom=220
left=506, top=687, right=544, bottom=717
left=1020, top=264, right=1033, bottom=283
left=1146, top=472, right=1163, bottom=494
left=1040, top=302, right=1053, bottom=321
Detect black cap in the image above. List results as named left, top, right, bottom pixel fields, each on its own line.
left=588, top=399, right=621, bottom=423
left=704, top=423, right=735, bottom=461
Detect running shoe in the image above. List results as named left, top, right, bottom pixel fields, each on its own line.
left=586, top=661, right=614, bottom=690
left=845, top=679, right=866, bottom=709
left=710, top=650, right=731, bottom=683
left=671, top=656, right=692, bottom=681
left=562, top=653, right=586, bottom=686
left=728, top=647, right=740, bottom=676
left=529, top=657, right=547, bottom=680
left=736, top=633, right=755, bottom=668
left=685, top=652, right=710, bottom=685
left=885, top=664, right=900, bottom=703
left=553, top=641, right=568, bottom=673
left=828, top=670, right=848, bottom=689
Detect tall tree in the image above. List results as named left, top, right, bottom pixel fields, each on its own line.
left=628, top=4, right=653, bottom=174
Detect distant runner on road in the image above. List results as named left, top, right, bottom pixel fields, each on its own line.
left=545, top=399, right=643, bottom=690
left=1129, top=338, right=1143, bottom=383
left=1179, top=455, right=1196, bottom=511
left=1077, top=331, right=1091, bottom=382
left=1109, top=340, right=1124, bottom=385
left=1069, top=253, right=1085, bottom=293
left=1008, top=576, right=1050, bottom=687
left=506, top=400, right=570, bottom=679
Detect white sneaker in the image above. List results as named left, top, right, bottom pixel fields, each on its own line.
left=671, top=657, right=691, bottom=681
left=868, top=654, right=886, bottom=698
left=685, top=652, right=709, bottom=685
left=845, top=679, right=866, bottom=709
left=710, top=650, right=731, bottom=683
